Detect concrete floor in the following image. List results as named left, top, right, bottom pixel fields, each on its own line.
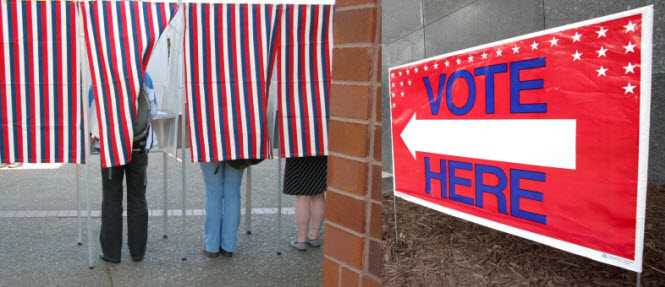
left=0, top=150, right=323, bottom=286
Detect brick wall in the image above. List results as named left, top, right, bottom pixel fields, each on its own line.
left=323, top=0, right=382, bottom=286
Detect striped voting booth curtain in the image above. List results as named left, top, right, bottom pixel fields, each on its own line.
left=80, top=1, right=177, bottom=168
left=184, top=3, right=278, bottom=162
left=0, top=1, right=84, bottom=164
left=276, top=4, right=333, bottom=158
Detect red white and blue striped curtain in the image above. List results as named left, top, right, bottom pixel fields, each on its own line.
left=0, top=0, right=84, bottom=164
left=80, top=1, right=177, bottom=168
left=184, top=3, right=278, bottom=162
left=276, top=4, right=333, bottom=158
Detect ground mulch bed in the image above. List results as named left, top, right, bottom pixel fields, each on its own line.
left=382, top=184, right=665, bottom=286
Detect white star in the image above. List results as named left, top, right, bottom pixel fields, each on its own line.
left=456, top=58, right=461, bottom=64
left=530, top=41, right=539, bottom=50
left=423, top=65, right=428, bottom=71
left=572, top=32, right=582, bottom=43
left=572, top=50, right=582, bottom=61
left=398, top=71, right=402, bottom=76
left=392, top=103, right=396, bottom=108
left=400, top=81, right=404, bottom=86
left=481, top=52, right=488, bottom=59
left=624, top=41, right=636, bottom=53
left=596, top=27, right=608, bottom=38
left=400, top=91, right=404, bottom=97
left=391, top=82, right=395, bottom=87
left=596, top=66, right=608, bottom=77
left=549, top=37, right=559, bottom=47
left=496, top=49, right=503, bottom=56
left=391, top=73, right=394, bottom=78
left=623, top=62, right=638, bottom=74
left=445, top=60, right=450, bottom=67
left=391, top=93, right=395, bottom=97
left=408, top=80, right=412, bottom=85
left=623, top=82, right=636, bottom=94
left=414, top=67, right=419, bottom=73
left=433, top=63, right=439, bottom=69
left=596, top=46, right=608, bottom=57
left=512, top=45, right=520, bottom=54
left=468, top=55, right=474, bottom=62
left=406, top=69, right=410, bottom=75
left=624, top=20, right=636, bottom=32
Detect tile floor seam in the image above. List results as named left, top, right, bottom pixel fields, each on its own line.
left=105, top=261, right=114, bottom=287
left=0, top=207, right=297, bottom=218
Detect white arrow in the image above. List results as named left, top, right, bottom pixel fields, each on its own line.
left=400, top=115, right=576, bottom=169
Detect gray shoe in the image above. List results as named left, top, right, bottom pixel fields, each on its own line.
left=290, top=239, right=307, bottom=251
left=306, top=237, right=322, bottom=247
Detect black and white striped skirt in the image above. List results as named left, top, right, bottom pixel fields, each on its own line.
left=282, top=156, right=327, bottom=196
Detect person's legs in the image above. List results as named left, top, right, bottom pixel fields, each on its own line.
left=295, top=195, right=312, bottom=243
left=100, top=165, right=125, bottom=261
left=126, top=149, right=149, bottom=260
left=308, top=193, right=326, bottom=240
left=200, top=162, right=224, bottom=253
left=220, top=163, right=244, bottom=253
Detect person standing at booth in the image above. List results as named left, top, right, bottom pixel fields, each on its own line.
left=283, top=156, right=327, bottom=251
left=98, top=77, right=159, bottom=264
left=200, top=160, right=256, bottom=258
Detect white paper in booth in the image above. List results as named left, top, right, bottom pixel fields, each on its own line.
left=144, top=6, right=185, bottom=157
left=267, top=72, right=279, bottom=153
left=80, top=38, right=99, bottom=147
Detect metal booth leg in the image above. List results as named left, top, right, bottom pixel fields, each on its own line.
left=76, top=165, right=82, bottom=246
left=276, top=154, right=282, bottom=255
left=85, top=164, right=94, bottom=269
left=163, top=150, right=168, bottom=239
left=245, top=166, right=252, bottom=235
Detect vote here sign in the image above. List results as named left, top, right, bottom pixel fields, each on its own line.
left=389, top=7, right=653, bottom=272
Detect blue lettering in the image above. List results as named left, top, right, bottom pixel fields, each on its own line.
left=510, top=57, right=546, bottom=113
left=425, top=157, right=447, bottom=198
left=475, top=164, right=508, bottom=215
left=446, top=70, right=476, bottom=116
left=422, top=159, right=546, bottom=223
left=510, top=169, right=547, bottom=224
left=422, top=74, right=447, bottom=115
left=449, top=161, right=474, bottom=206
left=474, top=63, right=507, bottom=114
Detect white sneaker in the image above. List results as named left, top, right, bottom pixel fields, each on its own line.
left=290, top=239, right=307, bottom=251
left=8, top=162, right=22, bottom=168
left=306, top=237, right=322, bottom=247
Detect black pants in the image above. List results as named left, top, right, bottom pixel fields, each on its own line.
left=99, top=148, right=149, bottom=261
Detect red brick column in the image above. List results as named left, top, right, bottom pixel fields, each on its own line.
left=323, top=0, right=382, bottom=286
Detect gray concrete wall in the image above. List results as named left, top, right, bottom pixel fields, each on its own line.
left=381, top=0, right=665, bottom=183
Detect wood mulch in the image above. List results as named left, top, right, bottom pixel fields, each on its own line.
left=382, top=184, right=665, bottom=286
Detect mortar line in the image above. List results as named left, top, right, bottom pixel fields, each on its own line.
left=421, top=0, right=426, bottom=58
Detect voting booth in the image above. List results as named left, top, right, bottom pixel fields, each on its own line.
left=0, top=0, right=334, bottom=269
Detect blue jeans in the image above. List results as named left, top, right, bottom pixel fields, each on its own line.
left=200, top=162, right=244, bottom=253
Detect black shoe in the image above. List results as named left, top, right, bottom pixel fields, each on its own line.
left=203, top=243, right=220, bottom=258
left=99, top=253, right=120, bottom=264
left=132, top=256, right=144, bottom=262
left=203, top=249, right=220, bottom=258
left=219, top=247, right=233, bottom=257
